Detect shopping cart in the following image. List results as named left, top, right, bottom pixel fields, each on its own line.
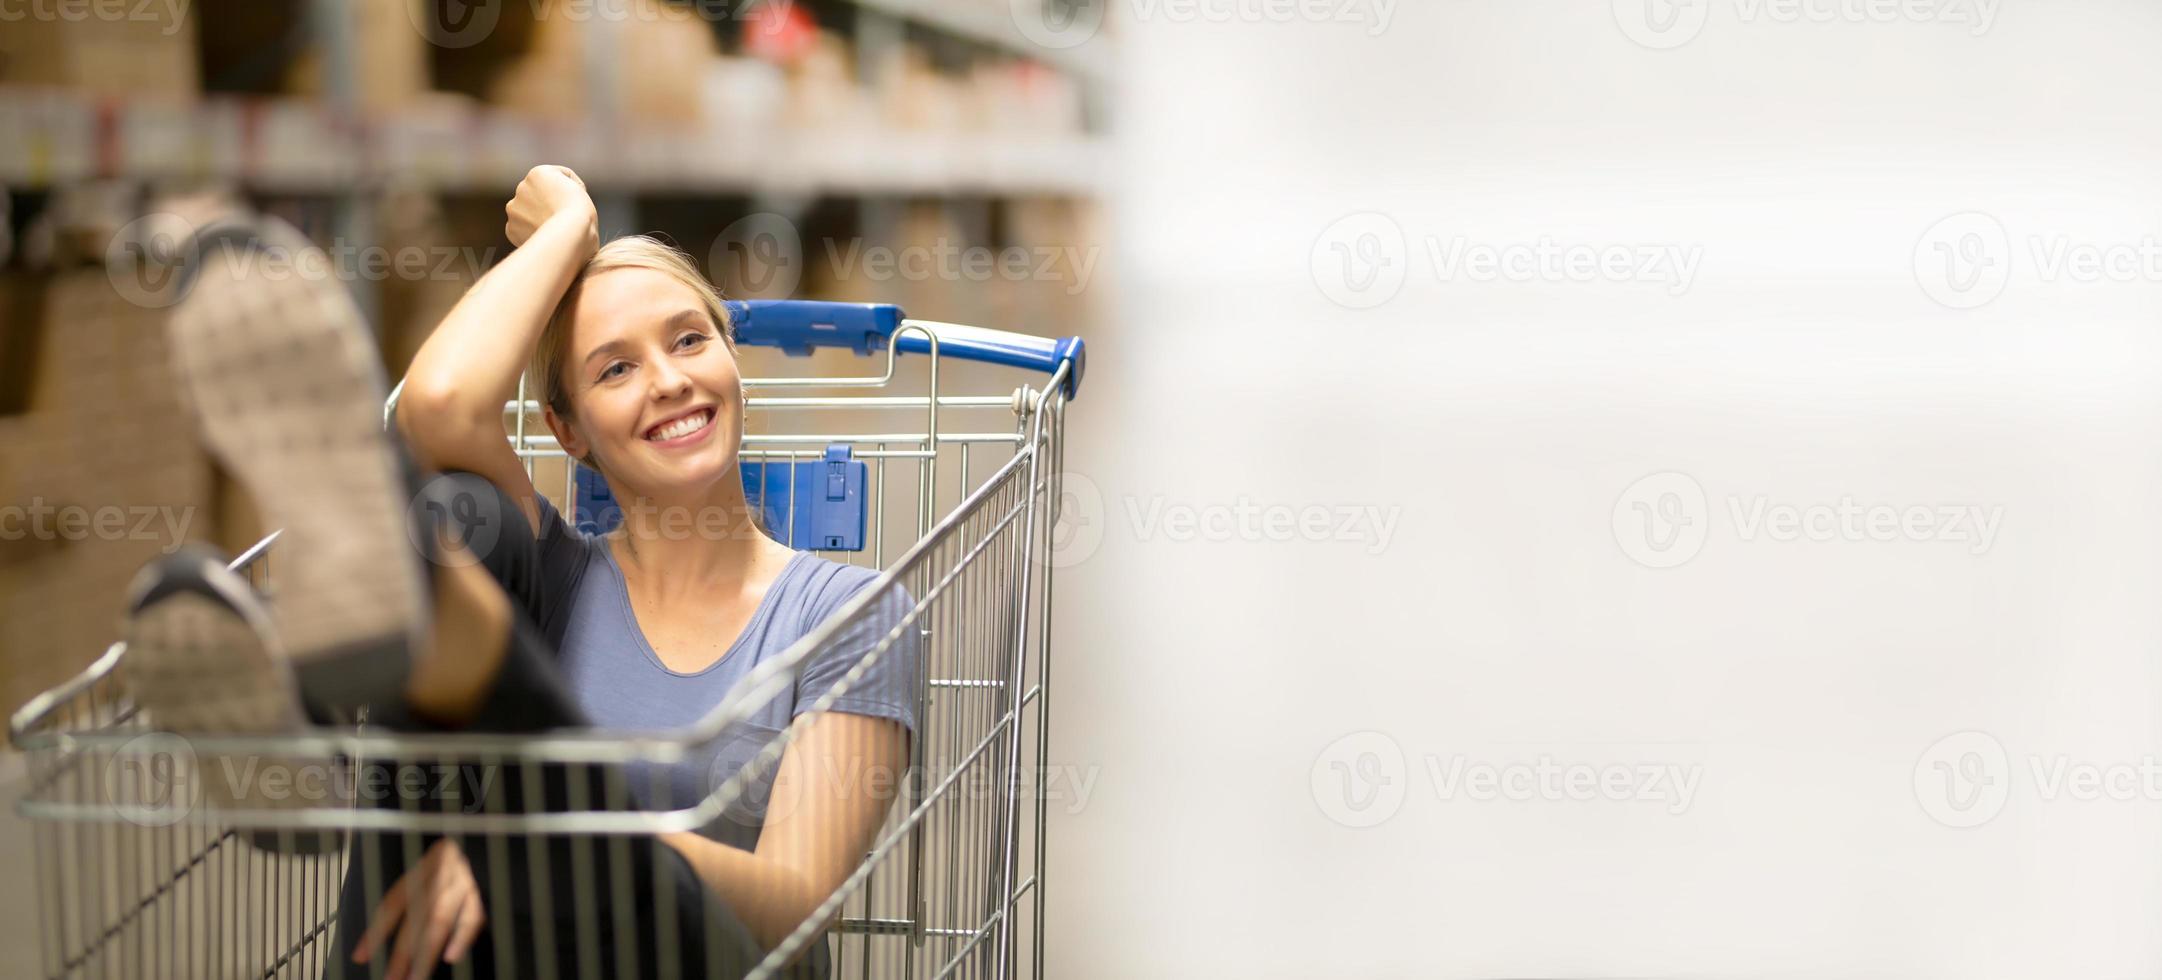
left=9, top=298, right=1086, bottom=980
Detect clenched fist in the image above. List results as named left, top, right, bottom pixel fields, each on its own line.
left=505, top=165, right=598, bottom=253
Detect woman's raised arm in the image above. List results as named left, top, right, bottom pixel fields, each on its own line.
left=395, top=165, right=598, bottom=530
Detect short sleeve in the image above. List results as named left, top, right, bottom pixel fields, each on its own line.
left=525, top=492, right=598, bottom=641
left=793, top=564, right=919, bottom=733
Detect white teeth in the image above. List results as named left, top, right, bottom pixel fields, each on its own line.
left=649, top=410, right=711, bottom=442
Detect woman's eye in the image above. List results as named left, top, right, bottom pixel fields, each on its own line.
left=599, top=362, right=631, bottom=381
left=675, top=332, right=708, bottom=350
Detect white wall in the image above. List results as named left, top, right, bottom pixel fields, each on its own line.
left=1050, top=1, right=2162, bottom=976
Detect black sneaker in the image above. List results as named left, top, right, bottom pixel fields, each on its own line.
left=165, top=214, right=427, bottom=720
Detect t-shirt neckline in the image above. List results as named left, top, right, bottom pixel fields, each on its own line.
left=598, top=544, right=810, bottom=679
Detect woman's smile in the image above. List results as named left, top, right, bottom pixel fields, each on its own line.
left=642, top=405, right=719, bottom=449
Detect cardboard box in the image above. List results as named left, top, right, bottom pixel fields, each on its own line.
left=373, top=187, right=480, bottom=374
left=485, top=50, right=586, bottom=121
left=0, top=267, right=211, bottom=715
left=487, top=0, right=718, bottom=124
left=786, top=33, right=866, bottom=131
left=287, top=0, right=433, bottom=115
left=883, top=46, right=968, bottom=133
left=620, top=3, right=714, bottom=124
left=0, top=3, right=199, bottom=101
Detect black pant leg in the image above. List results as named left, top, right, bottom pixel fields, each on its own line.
left=329, top=471, right=794, bottom=977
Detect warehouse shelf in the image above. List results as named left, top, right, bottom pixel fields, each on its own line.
left=852, top=0, right=1111, bottom=80
left=0, top=91, right=1104, bottom=196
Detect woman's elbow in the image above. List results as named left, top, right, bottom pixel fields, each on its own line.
left=394, top=382, right=498, bottom=462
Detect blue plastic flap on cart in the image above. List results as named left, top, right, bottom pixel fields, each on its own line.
left=572, top=465, right=618, bottom=536
left=725, top=300, right=903, bottom=357
left=573, top=448, right=868, bottom=552
left=741, top=446, right=868, bottom=551
left=724, top=299, right=1086, bottom=398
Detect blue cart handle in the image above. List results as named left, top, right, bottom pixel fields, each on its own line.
left=723, top=300, right=1086, bottom=399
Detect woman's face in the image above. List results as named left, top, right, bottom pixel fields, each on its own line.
left=547, top=266, right=743, bottom=499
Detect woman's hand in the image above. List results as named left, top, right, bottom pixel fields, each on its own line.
left=505, top=164, right=598, bottom=253
left=352, top=837, right=486, bottom=978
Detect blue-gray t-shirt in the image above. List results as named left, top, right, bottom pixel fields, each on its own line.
left=523, top=495, right=919, bottom=851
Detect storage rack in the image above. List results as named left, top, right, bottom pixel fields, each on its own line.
left=0, top=0, right=1110, bottom=330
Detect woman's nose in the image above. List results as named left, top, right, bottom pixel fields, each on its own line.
left=647, top=357, right=693, bottom=399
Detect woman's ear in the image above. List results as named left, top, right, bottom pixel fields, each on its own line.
left=543, top=403, right=588, bottom=462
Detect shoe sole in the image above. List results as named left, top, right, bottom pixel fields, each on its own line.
left=124, top=582, right=349, bottom=852
left=167, top=223, right=425, bottom=717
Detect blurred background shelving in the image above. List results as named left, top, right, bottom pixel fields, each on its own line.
left=0, top=0, right=1111, bottom=362
left=0, top=0, right=1111, bottom=718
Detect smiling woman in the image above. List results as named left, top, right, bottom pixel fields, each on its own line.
left=529, top=238, right=748, bottom=489
left=368, top=165, right=921, bottom=976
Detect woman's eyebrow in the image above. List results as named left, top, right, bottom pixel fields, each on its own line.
left=662, top=309, right=707, bottom=331
left=580, top=311, right=707, bottom=369
left=581, top=340, right=627, bottom=369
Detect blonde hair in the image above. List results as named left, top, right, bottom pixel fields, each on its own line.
left=532, top=235, right=737, bottom=426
